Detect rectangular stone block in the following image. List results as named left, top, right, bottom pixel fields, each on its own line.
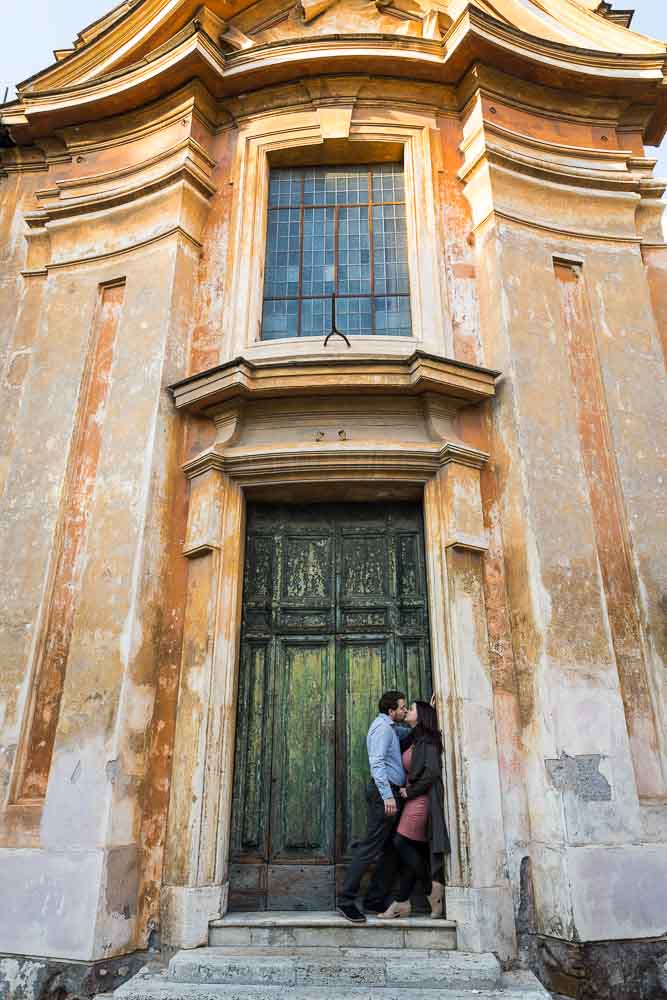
left=295, top=958, right=386, bottom=985
left=568, top=844, right=667, bottom=941
left=0, top=848, right=102, bottom=961
left=402, top=928, right=457, bottom=950
left=266, top=926, right=403, bottom=948
left=208, top=927, right=253, bottom=947
left=171, top=953, right=295, bottom=986
left=162, top=885, right=223, bottom=950
left=387, top=952, right=500, bottom=988
left=114, top=976, right=484, bottom=1000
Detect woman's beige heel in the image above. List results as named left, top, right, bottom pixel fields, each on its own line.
left=427, top=881, right=445, bottom=918
left=377, top=900, right=411, bottom=919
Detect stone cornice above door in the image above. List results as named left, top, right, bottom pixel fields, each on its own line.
left=182, top=440, right=489, bottom=487
left=170, top=351, right=499, bottom=414
left=170, top=352, right=495, bottom=503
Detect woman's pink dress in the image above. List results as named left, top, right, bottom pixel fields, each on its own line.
left=396, top=746, right=429, bottom=842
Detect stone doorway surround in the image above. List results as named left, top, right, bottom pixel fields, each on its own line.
left=161, top=349, right=517, bottom=960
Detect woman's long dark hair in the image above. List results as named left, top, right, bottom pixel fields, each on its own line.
left=413, top=700, right=443, bottom=754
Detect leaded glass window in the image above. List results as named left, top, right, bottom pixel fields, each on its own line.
left=261, top=164, right=412, bottom=339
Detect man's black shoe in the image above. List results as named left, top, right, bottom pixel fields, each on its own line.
left=336, top=903, right=367, bottom=923
left=363, top=900, right=387, bottom=914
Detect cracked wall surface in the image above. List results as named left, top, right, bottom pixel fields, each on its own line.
left=0, top=2, right=666, bottom=997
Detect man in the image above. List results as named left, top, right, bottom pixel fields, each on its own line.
left=337, top=690, right=410, bottom=924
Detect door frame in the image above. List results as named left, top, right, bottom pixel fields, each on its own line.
left=161, top=355, right=515, bottom=958
left=228, top=501, right=434, bottom=910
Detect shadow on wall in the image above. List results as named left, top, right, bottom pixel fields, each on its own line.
left=516, top=857, right=667, bottom=1000
left=0, top=936, right=161, bottom=1000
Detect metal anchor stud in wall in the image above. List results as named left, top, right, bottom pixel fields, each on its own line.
left=323, top=295, right=351, bottom=348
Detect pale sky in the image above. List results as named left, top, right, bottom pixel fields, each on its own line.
left=1, top=0, right=666, bottom=176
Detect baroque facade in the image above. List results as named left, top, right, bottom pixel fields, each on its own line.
left=0, top=0, right=666, bottom=997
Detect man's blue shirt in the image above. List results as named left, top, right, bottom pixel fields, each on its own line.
left=367, top=714, right=409, bottom=801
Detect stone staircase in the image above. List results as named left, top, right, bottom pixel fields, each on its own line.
left=115, top=912, right=550, bottom=1000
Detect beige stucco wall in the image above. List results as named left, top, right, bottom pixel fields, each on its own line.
left=467, top=149, right=667, bottom=940
left=0, top=24, right=666, bottom=965
left=0, top=153, right=199, bottom=957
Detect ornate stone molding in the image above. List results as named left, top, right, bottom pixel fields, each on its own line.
left=459, top=117, right=663, bottom=196
left=181, top=439, right=489, bottom=485
left=19, top=129, right=215, bottom=274
left=473, top=209, right=644, bottom=246
left=4, top=2, right=665, bottom=144
left=2, top=27, right=226, bottom=142
left=170, top=352, right=499, bottom=414
left=173, top=355, right=493, bottom=528
left=596, top=2, right=634, bottom=29
left=457, top=86, right=665, bottom=244
left=20, top=225, right=202, bottom=278
left=25, top=139, right=215, bottom=227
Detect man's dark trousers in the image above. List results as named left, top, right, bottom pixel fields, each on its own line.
left=339, top=781, right=402, bottom=907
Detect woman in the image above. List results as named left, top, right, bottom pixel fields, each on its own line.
left=378, top=699, right=450, bottom=919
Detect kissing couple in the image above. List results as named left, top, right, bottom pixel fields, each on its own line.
left=337, top=690, right=451, bottom=923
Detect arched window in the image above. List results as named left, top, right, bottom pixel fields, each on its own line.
left=261, top=163, right=411, bottom=339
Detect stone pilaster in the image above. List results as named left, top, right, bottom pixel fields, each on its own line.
left=424, top=453, right=516, bottom=959
left=162, top=466, right=245, bottom=949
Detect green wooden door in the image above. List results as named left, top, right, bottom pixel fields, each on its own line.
left=229, top=503, right=432, bottom=911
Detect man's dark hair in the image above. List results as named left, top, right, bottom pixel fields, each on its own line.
left=378, top=690, right=406, bottom=715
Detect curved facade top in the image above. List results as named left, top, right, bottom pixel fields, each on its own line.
left=0, top=2, right=666, bottom=1000
left=3, top=0, right=666, bottom=143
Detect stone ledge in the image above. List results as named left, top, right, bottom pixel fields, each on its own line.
left=170, top=351, right=499, bottom=416
left=182, top=441, right=489, bottom=484
left=208, top=911, right=458, bottom=952
left=169, top=944, right=501, bottom=989
left=211, top=911, right=457, bottom=929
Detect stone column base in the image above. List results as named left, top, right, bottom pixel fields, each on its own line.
left=161, top=883, right=226, bottom=950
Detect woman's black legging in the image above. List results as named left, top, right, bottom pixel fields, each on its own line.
left=394, top=833, right=432, bottom=902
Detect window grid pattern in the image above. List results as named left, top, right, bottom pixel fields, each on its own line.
left=261, top=164, right=412, bottom=339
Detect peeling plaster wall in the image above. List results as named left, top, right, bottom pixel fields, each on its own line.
left=0, top=46, right=666, bottom=985
left=188, top=127, right=237, bottom=374
left=584, top=248, right=667, bottom=708
left=0, top=115, right=196, bottom=961
left=0, top=170, right=58, bottom=806
left=472, top=201, right=667, bottom=946
left=0, top=254, right=191, bottom=958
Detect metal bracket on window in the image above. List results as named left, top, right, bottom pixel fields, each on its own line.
left=324, top=295, right=351, bottom=348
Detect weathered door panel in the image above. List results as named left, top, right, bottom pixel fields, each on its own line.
left=230, top=638, right=274, bottom=861
left=266, top=863, right=336, bottom=910
left=398, top=637, right=431, bottom=707
left=270, top=637, right=336, bottom=862
left=277, top=533, right=334, bottom=632
left=337, top=637, right=389, bottom=856
left=230, top=503, right=432, bottom=911
left=243, top=533, right=275, bottom=634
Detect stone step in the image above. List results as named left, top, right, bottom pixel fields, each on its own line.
left=173, top=946, right=464, bottom=960
left=169, top=946, right=501, bottom=989
left=208, top=911, right=457, bottom=951
left=115, top=971, right=549, bottom=1000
